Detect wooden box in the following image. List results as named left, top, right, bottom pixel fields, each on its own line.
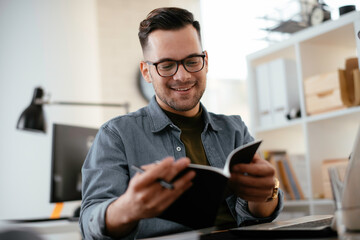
left=304, top=71, right=345, bottom=115
left=322, top=158, right=348, bottom=199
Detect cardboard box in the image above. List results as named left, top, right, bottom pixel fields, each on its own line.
left=322, top=158, right=348, bottom=199
left=304, top=71, right=345, bottom=115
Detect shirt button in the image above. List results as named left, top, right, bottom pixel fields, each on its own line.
left=176, top=146, right=181, bottom=152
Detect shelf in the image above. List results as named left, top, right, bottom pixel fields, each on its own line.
left=255, top=106, right=360, bottom=133
left=284, top=199, right=334, bottom=207
left=305, top=106, right=360, bottom=123
left=255, top=118, right=303, bottom=133
left=284, top=200, right=311, bottom=207
left=312, top=199, right=334, bottom=206
left=247, top=11, right=360, bottom=216
left=247, top=11, right=360, bottom=62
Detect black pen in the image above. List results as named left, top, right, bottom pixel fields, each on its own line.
left=131, top=165, right=174, bottom=190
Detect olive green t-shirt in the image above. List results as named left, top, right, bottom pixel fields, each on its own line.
left=163, top=108, right=237, bottom=228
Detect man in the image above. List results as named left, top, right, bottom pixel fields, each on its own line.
left=80, top=7, right=283, bottom=240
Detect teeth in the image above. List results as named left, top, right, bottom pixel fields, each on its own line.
left=173, top=86, right=193, bottom=91
left=176, top=87, right=190, bottom=91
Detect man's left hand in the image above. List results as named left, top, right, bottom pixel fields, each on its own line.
left=228, top=153, right=279, bottom=217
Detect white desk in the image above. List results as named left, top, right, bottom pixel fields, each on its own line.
left=0, top=219, right=81, bottom=240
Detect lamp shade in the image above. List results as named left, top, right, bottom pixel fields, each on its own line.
left=16, top=87, right=46, bottom=133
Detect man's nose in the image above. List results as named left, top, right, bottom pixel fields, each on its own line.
left=173, top=64, right=191, bottom=81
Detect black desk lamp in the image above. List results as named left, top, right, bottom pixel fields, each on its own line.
left=17, top=87, right=130, bottom=133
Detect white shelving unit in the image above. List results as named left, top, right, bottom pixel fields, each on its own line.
left=246, top=11, right=360, bottom=217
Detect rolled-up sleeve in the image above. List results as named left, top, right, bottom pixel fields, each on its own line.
left=80, top=125, right=136, bottom=240
left=234, top=189, right=284, bottom=226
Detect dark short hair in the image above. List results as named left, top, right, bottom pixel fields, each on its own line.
left=138, top=7, right=201, bottom=51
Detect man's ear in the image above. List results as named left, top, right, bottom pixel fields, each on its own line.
left=204, top=50, right=209, bottom=73
left=140, top=61, right=152, bottom=83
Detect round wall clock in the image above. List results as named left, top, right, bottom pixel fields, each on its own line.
left=137, top=70, right=155, bottom=102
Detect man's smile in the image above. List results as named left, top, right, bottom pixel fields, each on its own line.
left=170, top=82, right=196, bottom=92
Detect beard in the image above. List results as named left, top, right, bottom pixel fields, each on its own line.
left=154, top=80, right=206, bottom=112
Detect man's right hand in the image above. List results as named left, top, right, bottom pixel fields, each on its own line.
left=105, top=157, right=195, bottom=238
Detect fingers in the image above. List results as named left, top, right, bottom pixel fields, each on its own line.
left=162, top=157, right=192, bottom=182
left=171, top=168, right=195, bottom=192
left=158, top=170, right=195, bottom=209
left=231, top=174, right=275, bottom=189
left=131, top=157, right=194, bottom=195
left=229, top=154, right=277, bottom=202
left=125, top=157, right=195, bottom=219
left=135, top=157, right=191, bottom=185
left=231, top=154, right=275, bottom=177
left=230, top=175, right=274, bottom=200
left=132, top=157, right=178, bottom=189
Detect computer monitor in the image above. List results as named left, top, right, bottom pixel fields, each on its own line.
left=50, top=123, right=98, bottom=203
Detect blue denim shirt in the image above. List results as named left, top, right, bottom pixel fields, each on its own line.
left=80, top=97, right=283, bottom=240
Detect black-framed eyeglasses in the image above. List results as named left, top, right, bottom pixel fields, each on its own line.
left=146, top=52, right=206, bottom=77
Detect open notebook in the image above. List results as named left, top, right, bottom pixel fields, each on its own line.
left=230, top=125, right=360, bottom=238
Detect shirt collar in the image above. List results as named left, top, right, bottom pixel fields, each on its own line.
left=146, top=96, right=221, bottom=133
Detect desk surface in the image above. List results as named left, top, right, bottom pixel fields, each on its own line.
left=2, top=219, right=79, bottom=233
left=0, top=219, right=81, bottom=240
left=3, top=218, right=358, bottom=240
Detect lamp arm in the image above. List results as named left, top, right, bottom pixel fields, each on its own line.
left=35, top=99, right=130, bottom=113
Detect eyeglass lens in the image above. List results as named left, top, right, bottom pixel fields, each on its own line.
left=157, top=56, right=204, bottom=77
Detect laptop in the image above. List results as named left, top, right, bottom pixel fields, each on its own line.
left=229, top=215, right=336, bottom=238
left=230, top=125, right=360, bottom=238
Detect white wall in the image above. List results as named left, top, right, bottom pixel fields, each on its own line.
left=96, top=0, right=201, bottom=121
left=0, top=0, right=200, bottom=220
left=0, top=0, right=102, bottom=219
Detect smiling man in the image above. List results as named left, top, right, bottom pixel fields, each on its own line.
left=80, top=7, right=283, bottom=240
left=140, top=24, right=206, bottom=117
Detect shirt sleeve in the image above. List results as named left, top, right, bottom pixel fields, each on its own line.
left=79, top=125, right=138, bottom=240
left=232, top=189, right=284, bottom=226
